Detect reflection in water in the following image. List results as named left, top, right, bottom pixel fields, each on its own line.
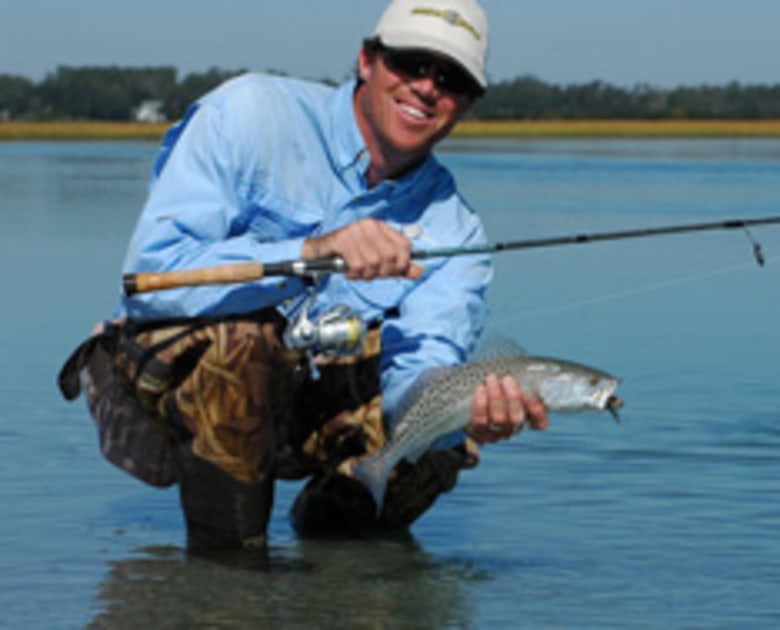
left=90, top=537, right=486, bottom=628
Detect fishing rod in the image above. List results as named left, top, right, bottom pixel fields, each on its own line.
left=122, top=214, right=780, bottom=296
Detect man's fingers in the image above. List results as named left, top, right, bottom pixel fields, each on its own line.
left=467, top=374, right=550, bottom=444
left=500, top=375, right=526, bottom=429
left=496, top=374, right=548, bottom=431
left=316, top=219, right=417, bottom=280
left=470, top=382, right=489, bottom=425
left=468, top=383, right=502, bottom=443
left=520, top=392, right=549, bottom=430
left=406, top=262, right=425, bottom=280
left=485, top=374, right=507, bottom=424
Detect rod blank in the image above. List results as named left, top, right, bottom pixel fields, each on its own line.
left=122, top=215, right=780, bottom=296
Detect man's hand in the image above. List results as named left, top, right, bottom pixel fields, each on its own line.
left=302, top=218, right=425, bottom=280
left=466, top=374, right=549, bottom=444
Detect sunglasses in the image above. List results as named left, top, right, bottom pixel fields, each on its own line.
left=379, top=46, right=482, bottom=97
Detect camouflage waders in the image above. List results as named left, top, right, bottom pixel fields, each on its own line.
left=59, top=310, right=477, bottom=550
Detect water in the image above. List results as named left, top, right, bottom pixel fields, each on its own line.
left=1, top=137, right=779, bottom=628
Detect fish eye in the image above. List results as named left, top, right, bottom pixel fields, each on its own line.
left=589, top=376, right=599, bottom=387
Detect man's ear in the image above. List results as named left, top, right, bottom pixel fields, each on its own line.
left=357, top=47, right=375, bottom=83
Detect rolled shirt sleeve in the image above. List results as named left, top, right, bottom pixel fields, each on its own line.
left=121, top=98, right=312, bottom=319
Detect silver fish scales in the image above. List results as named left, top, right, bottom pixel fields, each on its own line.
left=352, top=354, right=622, bottom=513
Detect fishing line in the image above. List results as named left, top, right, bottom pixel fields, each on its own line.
left=487, top=255, right=770, bottom=328
left=376, top=255, right=771, bottom=357
left=742, top=227, right=766, bottom=266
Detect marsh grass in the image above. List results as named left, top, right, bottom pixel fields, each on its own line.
left=455, top=119, right=780, bottom=138
left=0, top=121, right=169, bottom=141
left=2, top=119, right=780, bottom=141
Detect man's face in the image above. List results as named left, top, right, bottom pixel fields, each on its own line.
left=354, top=44, right=476, bottom=178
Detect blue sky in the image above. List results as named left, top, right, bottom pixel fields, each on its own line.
left=3, top=0, right=779, bottom=87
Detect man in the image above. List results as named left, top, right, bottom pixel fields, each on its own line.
left=61, top=0, right=548, bottom=551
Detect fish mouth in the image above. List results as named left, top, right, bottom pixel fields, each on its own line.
left=606, top=395, right=623, bottom=423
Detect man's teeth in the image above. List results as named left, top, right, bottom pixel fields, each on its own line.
left=399, top=103, right=429, bottom=119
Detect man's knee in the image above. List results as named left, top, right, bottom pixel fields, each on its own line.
left=153, top=314, right=293, bottom=482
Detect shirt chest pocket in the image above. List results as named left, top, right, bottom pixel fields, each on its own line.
left=243, top=188, right=324, bottom=241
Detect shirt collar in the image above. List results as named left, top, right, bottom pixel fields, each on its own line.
left=329, top=80, right=368, bottom=174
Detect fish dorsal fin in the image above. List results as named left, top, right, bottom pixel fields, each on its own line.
left=469, top=333, right=527, bottom=361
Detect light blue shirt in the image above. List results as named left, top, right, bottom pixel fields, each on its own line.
left=119, top=73, right=492, bottom=430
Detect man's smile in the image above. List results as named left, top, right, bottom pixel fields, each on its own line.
left=396, top=98, right=434, bottom=121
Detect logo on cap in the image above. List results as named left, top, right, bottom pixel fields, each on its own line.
left=411, top=7, right=482, bottom=41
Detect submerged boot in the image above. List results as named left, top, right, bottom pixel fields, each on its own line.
left=290, top=473, right=377, bottom=537
left=378, top=448, right=467, bottom=530
left=173, top=442, right=274, bottom=552
left=290, top=444, right=475, bottom=537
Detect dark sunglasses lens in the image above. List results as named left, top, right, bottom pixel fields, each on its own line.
left=434, top=64, right=474, bottom=96
left=384, top=50, right=434, bottom=79
left=383, top=49, right=476, bottom=96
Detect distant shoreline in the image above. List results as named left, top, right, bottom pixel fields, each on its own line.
left=455, top=119, right=780, bottom=138
left=2, top=119, right=780, bottom=141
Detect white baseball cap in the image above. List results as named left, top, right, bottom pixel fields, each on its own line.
left=373, top=0, right=489, bottom=89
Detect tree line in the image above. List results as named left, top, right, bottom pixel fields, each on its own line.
left=471, top=76, right=780, bottom=120
left=2, top=65, right=779, bottom=121
left=0, top=66, right=249, bottom=121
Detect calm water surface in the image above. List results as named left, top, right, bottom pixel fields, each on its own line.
left=1, top=138, right=778, bottom=628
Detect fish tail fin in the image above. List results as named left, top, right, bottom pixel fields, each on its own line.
left=352, top=453, right=392, bottom=516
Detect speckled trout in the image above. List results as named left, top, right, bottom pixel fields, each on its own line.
left=351, top=354, right=622, bottom=513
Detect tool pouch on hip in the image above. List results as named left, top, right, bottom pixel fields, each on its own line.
left=58, top=320, right=179, bottom=487
left=58, top=310, right=293, bottom=487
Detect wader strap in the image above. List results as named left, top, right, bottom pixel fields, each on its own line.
left=58, top=322, right=122, bottom=401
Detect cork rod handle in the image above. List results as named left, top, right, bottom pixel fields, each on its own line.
left=122, top=262, right=265, bottom=296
